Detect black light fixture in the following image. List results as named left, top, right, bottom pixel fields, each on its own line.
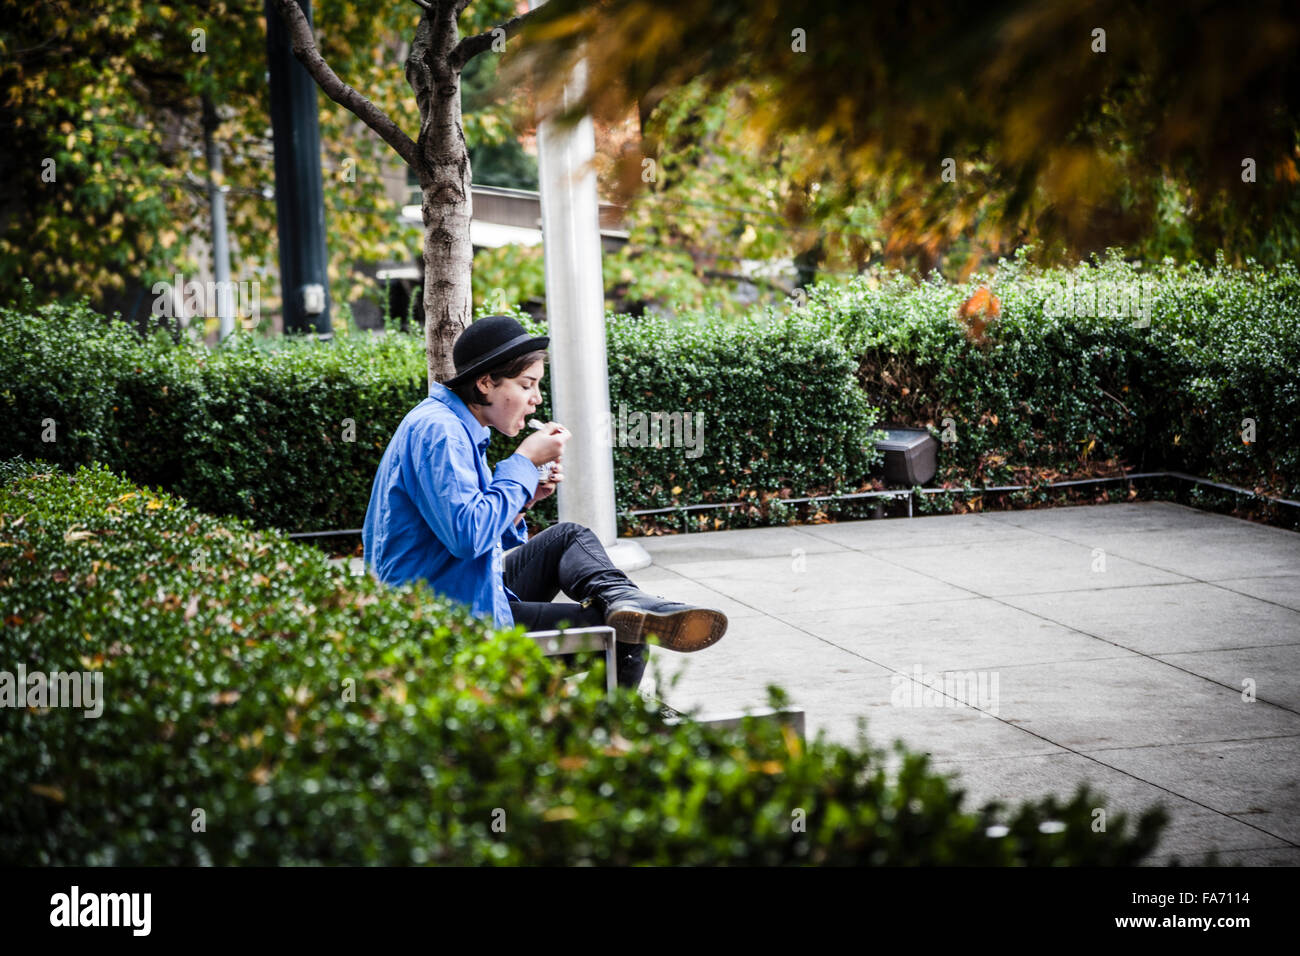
left=873, top=427, right=940, bottom=486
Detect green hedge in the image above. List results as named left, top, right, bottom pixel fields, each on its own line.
left=0, top=459, right=1168, bottom=864
left=0, top=291, right=880, bottom=535
left=610, top=313, right=879, bottom=506
left=4, top=250, right=1296, bottom=538
left=798, top=249, right=1300, bottom=513
left=0, top=293, right=427, bottom=534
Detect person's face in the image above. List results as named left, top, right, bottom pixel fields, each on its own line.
left=476, top=359, right=544, bottom=436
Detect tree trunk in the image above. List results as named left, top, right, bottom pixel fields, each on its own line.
left=407, top=11, right=474, bottom=387
left=271, top=0, right=550, bottom=387
left=416, top=98, right=473, bottom=387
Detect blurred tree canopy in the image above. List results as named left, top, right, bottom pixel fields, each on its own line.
left=0, top=0, right=525, bottom=318
left=6, top=0, right=1296, bottom=326
left=607, top=76, right=887, bottom=310
left=510, top=0, right=1300, bottom=275
left=463, top=51, right=538, bottom=190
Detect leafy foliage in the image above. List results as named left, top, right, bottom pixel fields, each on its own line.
left=5, top=250, right=1296, bottom=537
left=472, top=244, right=547, bottom=314
left=510, top=0, right=1300, bottom=274
left=793, top=248, right=1300, bottom=516
left=609, top=76, right=886, bottom=311
left=602, top=311, right=881, bottom=531
left=0, top=0, right=523, bottom=316
left=1, top=293, right=880, bottom=535
left=0, top=459, right=1169, bottom=864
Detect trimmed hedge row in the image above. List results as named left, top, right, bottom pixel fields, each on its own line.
left=0, top=293, right=428, bottom=535
left=798, top=249, right=1300, bottom=514
left=0, top=459, right=1168, bottom=864
left=0, top=292, right=880, bottom=536
left=4, top=250, right=1296, bottom=537
left=488, top=311, right=881, bottom=532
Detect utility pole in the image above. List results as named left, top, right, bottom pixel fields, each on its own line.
left=264, top=0, right=331, bottom=337
left=530, top=0, right=649, bottom=571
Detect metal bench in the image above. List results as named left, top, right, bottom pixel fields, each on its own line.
left=525, top=624, right=620, bottom=698
left=335, top=561, right=807, bottom=737
left=524, top=625, right=806, bottom=740
left=658, top=705, right=806, bottom=740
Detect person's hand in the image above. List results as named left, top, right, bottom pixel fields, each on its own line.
left=517, top=421, right=570, bottom=466
left=526, top=457, right=563, bottom=508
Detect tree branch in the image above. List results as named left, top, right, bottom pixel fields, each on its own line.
left=269, top=0, right=419, bottom=168
left=409, top=0, right=433, bottom=10
left=450, top=3, right=550, bottom=70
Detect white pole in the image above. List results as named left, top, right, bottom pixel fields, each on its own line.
left=530, top=2, right=649, bottom=570
left=203, top=94, right=235, bottom=340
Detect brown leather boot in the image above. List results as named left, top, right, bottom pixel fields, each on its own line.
left=586, top=587, right=729, bottom=653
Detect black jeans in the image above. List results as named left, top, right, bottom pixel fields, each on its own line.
left=503, top=521, right=647, bottom=688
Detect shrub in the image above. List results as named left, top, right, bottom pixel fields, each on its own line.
left=0, top=296, right=424, bottom=534
left=0, top=459, right=1168, bottom=864
left=5, top=250, right=1294, bottom=536
left=797, top=248, right=1300, bottom=508
left=0, top=298, right=881, bottom=535
left=489, top=310, right=883, bottom=533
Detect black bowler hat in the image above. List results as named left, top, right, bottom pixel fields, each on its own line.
left=443, top=315, right=549, bottom=387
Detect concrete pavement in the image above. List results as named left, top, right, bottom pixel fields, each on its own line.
left=628, top=501, right=1300, bottom=866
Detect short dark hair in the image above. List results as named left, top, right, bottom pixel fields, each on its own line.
left=450, top=349, right=548, bottom=406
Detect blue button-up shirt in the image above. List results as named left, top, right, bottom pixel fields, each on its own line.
left=362, top=382, right=540, bottom=629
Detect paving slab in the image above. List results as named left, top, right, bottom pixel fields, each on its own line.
left=1034, top=524, right=1300, bottom=581
left=926, top=750, right=1289, bottom=863
left=1003, top=582, right=1300, bottom=655
left=979, top=500, right=1238, bottom=534
left=1211, top=573, right=1300, bottom=613
left=983, top=656, right=1300, bottom=749
left=635, top=524, right=848, bottom=563
left=793, top=513, right=1041, bottom=550
left=672, top=550, right=975, bottom=616
left=646, top=615, right=892, bottom=703
left=782, top=596, right=1138, bottom=671
left=660, top=669, right=1065, bottom=761
left=810, top=682, right=1064, bottom=761
left=1152, top=644, right=1300, bottom=711
left=1080, top=736, right=1300, bottom=846
left=624, top=501, right=1300, bottom=865
left=873, top=536, right=1193, bottom=597
left=1162, top=846, right=1300, bottom=866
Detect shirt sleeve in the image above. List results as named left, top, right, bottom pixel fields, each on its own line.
left=501, top=511, right=529, bottom=550
left=406, top=421, right=539, bottom=560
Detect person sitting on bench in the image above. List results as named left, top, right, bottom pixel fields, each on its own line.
left=361, top=315, right=729, bottom=690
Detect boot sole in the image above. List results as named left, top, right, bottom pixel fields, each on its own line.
left=606, top=607, right=728, bottom=653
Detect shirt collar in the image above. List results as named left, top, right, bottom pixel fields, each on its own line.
left=429, top=381, right=492, bottom=453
